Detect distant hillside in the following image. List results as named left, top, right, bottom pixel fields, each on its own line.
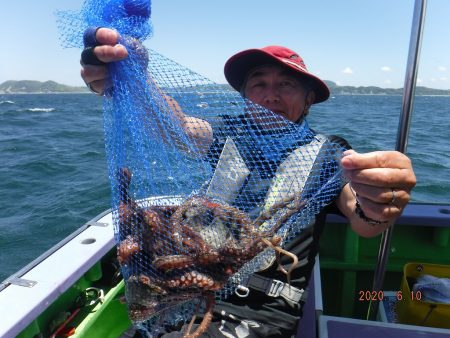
left=210, top=82, right=450, bottom=96
left=1, top=79, right=449, bottom=95
left=324, top=80, right=450, bottom=96
left=0, top=80, right=88, bottom=94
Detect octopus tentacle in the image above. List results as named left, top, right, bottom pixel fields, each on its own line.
left=117, top=235, right=141, bottom=264
left=261, top=238, right=298, bottom=285
left=117, top=167, right=132, bottom=203
left=153, top=255, right=195, bottom=271
left=254, top=195, right=305, bottom=229
left=119, top=193, right=305, bottom=334
left=168, top=198, right=210, bottom=253
left=180, top=225, right=213, bottom=254
left=184, top=293, right=215, bottom=338
left=162, top=270, right=223, bottom=291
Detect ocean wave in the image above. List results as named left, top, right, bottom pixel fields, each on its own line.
left=26, top=108, right=55, bottom=112
left=0, top=100, right=14, bottom=105
left=196, top=102, right=209, bottom=108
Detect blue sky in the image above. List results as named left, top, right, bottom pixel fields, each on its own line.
left=1, top=0, right=449, bottom=89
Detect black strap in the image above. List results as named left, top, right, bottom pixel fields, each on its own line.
left=241, top=274, right=308, bottom=306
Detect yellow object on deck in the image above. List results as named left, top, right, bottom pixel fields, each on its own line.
left=397, top=262, right=450, bottom=329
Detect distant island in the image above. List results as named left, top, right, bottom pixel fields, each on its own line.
left=0, top=80, right=88, bottom=94
left=323, top=80, right=450, bottom=96
left=1, top=79, right=450, bottom=96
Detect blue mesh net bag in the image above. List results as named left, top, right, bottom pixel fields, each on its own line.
left=58, top=1, right=348, bottom=336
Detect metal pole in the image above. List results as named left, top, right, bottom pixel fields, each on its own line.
left=367, top=0, right=427, bottom=320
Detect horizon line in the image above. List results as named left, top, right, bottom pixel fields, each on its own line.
left=1, top=79, right=449, bottom=92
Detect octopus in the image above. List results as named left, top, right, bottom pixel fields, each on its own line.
left=115, top=167, right=303, bottom=338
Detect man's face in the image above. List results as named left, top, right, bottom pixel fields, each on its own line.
left=243, top=64, right=313, bottom=123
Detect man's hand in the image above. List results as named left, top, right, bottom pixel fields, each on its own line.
left=80, top=28, right=128, bottom=95
left=339, top=150, right=416, bottom=237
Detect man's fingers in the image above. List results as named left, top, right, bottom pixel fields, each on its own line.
left=357, top=195, right=403, bottom=222
left=95, top=28, right=120, bottom=46
left=80, top=28, right=125, bottom=94
left=350, top=182, right=410, bottom=208
left=80, top=64, right=108, bottom=84
left=86, top=80, right=105, bottom=95
left=342, top=150, right=412, bottom=170
left=345, top=167, right=416, bottom=188
left=93, top=44, right=128, bottom=63
left=342, top=150, right=416, bottom=225
left=81, top=28, right=128, bottom=66
left=81, top=64, right=113, bottom=96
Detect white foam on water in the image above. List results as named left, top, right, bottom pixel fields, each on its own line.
left=26, top=108, right=55, bottom=112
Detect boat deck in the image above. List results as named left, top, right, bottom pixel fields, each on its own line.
left=1, top=202, right=449, bottom=337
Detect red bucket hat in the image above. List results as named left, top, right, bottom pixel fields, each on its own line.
left=224, top=45, right=330, bottom=103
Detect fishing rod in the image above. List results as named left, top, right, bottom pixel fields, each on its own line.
left=367, top=0, right=427, bottom=320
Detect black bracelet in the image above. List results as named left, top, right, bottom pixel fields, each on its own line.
left=354, top=201, right=388, bottom=227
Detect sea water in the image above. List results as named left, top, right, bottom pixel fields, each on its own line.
left=0, top=93, right=449, bottom=281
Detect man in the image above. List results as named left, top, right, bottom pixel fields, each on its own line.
left=81, top=28, right=416, bottom=337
